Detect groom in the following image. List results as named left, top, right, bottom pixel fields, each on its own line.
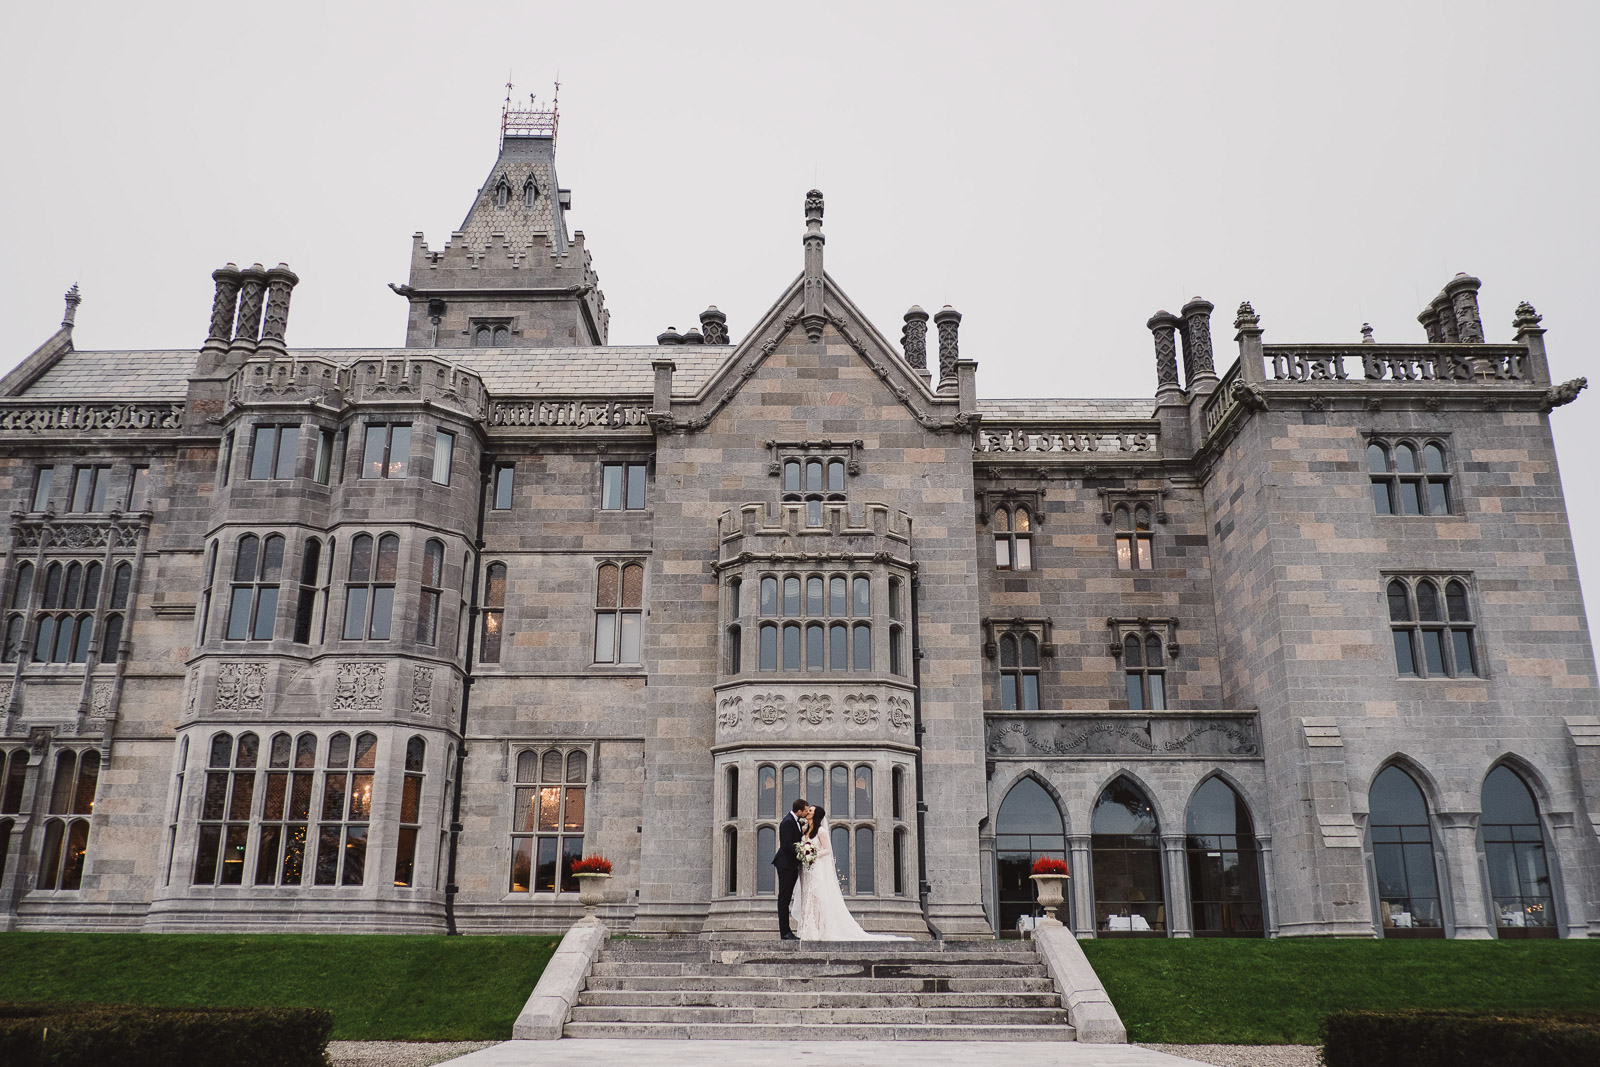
left=773, top=798, right=811, bottom=940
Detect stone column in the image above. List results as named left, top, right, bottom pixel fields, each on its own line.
left=1068, top=834, right=1093, bottom=937
left=902, top=306, right=929, bottom=374
left=1436, top=812, right=1493, bottom=938
left=934, top=306, right=962, bottom=394
left=232, top=264, right=268, bottom=351
left=699, top=306, right=729, bottom=345
left=1256, top=834, right=1279, bottom=936
left=1544, top=813, right=1595, bottom=937
left=1180, top=297, right=1218, bottom=387
left=1444, top=274, right=1484, bottom=343
left=1147, top=311, right=1184, bottom=398
left=1162, top=833, right=1192, bottom=936
left=258, top=263, right=299, bottom=353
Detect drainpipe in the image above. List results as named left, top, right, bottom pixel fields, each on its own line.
left=909, top=572, right=943, bottom=940
left=444, top=454, right=491, bottom=935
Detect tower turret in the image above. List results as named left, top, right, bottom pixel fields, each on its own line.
left=391, top=87, right=609, bottom=347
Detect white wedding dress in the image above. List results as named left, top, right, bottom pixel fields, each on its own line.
left=793, top=819, right=907, bottom=941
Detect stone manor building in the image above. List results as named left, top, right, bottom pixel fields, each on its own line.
left=2, top=101, right=1597, bottom=940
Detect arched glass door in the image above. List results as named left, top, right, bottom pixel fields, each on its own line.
left=1186, top=777, right=1265, bottom=936
left=994, top=777, right=1066, bottom=937
left=1092, top=776, right=1165, bottom=936
left=1482, top=766, right=1557, bottom=938
left=1369, top=766, right=1445, bottom=937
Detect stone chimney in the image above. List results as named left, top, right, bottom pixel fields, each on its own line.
left=1147, top=311, right=1183, bottom=397
left=1179, top=297, right=1218, bottom=386
left=699, top=306, right=729, bottom=344
left=206, top=264, right=242, bottom=350
left=656, top=326, right=683, bottom=345
left=1444, top=273, right=1484, bottom=343
left=257, top=264, right=300, bottom=354
left=902, top=306, right=929, bottom=370
left=231, top=264, right=269, bottom=355
left=934, top=305, right=962, bottom=394
left=62, top=284, right=82, bottom=330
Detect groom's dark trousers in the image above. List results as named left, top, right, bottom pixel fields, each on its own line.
left=773, top=811, right=802, bottom=938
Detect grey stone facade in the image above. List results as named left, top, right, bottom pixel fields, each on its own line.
left=0, top=120, right=1595, bottom=940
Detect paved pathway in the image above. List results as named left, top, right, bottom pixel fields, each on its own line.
left=437, top=1039, right=1219, bottom=1066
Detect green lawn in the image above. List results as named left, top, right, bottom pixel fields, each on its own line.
left=1081, top=938, right=1600, bottom=1044
left=0, top=933, right=559, bottom=1041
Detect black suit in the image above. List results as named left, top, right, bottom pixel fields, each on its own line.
left=773, top=812, right=803, bottom=938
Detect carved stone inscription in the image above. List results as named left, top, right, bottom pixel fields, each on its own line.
left=490, top=400, right=650, bottom=429
left=0, top=403, right=185, bottom=435
left=974, top=429, right=1158, bottom=455
left=986, top=713, right=1260, bottom=758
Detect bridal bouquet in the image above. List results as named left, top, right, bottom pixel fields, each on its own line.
left=796, top=839, right=819, bottom=869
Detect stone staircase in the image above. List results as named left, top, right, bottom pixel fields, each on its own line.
left=565, top=938, right=1074, bottom=1041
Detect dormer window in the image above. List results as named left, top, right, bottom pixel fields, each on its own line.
left=522, top=175, right=538, bottom=208
left=494, top=175, right=512, bottom=209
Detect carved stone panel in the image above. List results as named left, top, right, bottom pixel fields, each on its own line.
left=334, top=663, right=385, bottom=711
left=214, top=662, right=267, bottom=713
left=715, top=681, right=916, bottom=747
left=411, top=665, right=434, bottom=717
left=985, top=712, right=1260, bottom=759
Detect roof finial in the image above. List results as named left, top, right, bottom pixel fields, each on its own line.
left=501, top=80, right=560, bottom=146
left=62, top=283, right=82, bottom=329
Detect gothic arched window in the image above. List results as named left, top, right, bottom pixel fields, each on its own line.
left=1482, top=765, right=1556, bottom=936
left=1369, top=765, right=1444, bottom=936
left=995, top=777, right=1066, bottom=935
left=522, top=175, right=538, bottom=208
left=1186, top=777, right=1264, bottom=936
left=1091, top=776, right=1165, bottom=935
left=494, top=175, right=511, bottom=209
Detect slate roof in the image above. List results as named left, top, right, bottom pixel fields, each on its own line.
left=978, top=398, right=1155, bottom=420
left=23, top=351, right=194, bottom=399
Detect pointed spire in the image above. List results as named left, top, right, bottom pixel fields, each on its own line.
left=802, top=190, right=826, bottom=342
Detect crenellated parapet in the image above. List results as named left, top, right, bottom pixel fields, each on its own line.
left=226, top=353, right=489, bottom=421
left=715, top=501, right=913, bottom=568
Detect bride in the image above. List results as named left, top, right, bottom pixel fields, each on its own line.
left=793, top=805, right=907, bottom=941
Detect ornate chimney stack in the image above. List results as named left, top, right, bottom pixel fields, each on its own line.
left=1444, top=273, right=1484, bottom=343
left=801, top=189, right=826, bottom=343
left=231, top=264, right=269, bottom=354
left=699, top=306, right=729, bottom=344
left=62, top=284, right=82, bottom=330
left=206, top=264, right=242, bottom=349
left=1147, top=310, right=1184, bottom=397
left=934, top=305, right=962, bottom=394
left=902, top=305, right=929, bottom=377
left=257, top=263, right=300, bottom=354
left=1425, top=291, right=1459, bottom=343
left=1180, top=296, right=1218, bottom=386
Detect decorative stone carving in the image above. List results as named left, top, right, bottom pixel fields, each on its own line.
left=1147, top=311, right=1183, bottom=389
left=234, top=265, right=268, bottom=343
left=718, top=694, right=744, bottom=729
left=0, top=682, right=13, bottom=711
left=985, top=712, right=1260, bottom=758
left=333, top=662, right=385, bottom=711
left=796, top=693, right=833, bottom=727
left=259, top=264, right=300, bottom=345
left=183, top=672, right=198, bottom=722
left=1512, top=301, right=1543, bottom=332
left=214, top=662, right=267, bottom=712
left=1444, top=273, right=1484, bottom=344
left=887, top=694, right=911, bottom=731
left=751, top=693, right=787, bottom=729
left=208, top=264, right=241, bottom=342
left=842, top=693, right=879, bottom=727
left=1233, top=301, right=1260, bottom=332
left=901, top=306, right=929, bottom=369
left=90, top=684, right=113, bottom=718
left=973, top=428, right=1157, bottom=455
left=489, top=400, right=650, bottom=429
left=699, top=306, right=729, bottom=345
left=1542, top=377, right=1588, bottom=412
left=0, top=403, right=185, bottom=435
left=1180, top=297, right=1216, bottom=381
left=1231, top=380, right=1268, bottom=413
left=411, top=665, right=434, bottom=716
left=29, top=726, right=53, bottom=756
left=934, top=306, right=962, bottom=387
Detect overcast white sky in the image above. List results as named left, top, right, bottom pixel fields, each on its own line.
left=2, top=1, right=1596, bottom=644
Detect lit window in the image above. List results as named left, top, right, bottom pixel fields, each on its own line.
left=480, top=562, right=507, bottom=663
left=36, top=748, right=98, bottom=890
left=253, top=732, right=316, bottom=886
left=313, top=731, right=376, bottom=886
left=418, top=539, right=445, bottom=646
left=510, top=748, right=589, bottom=894
left=1114, top=505, right=1154, bottom=569
left=361, top=424, right=411, bottom=479
left=993, top=505, right=1034, bottom=571
left=393, top=737, right=427, bottom=887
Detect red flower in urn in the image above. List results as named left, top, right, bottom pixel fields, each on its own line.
left=570, top=854, right=613, bottom=876
left=1031, top=857, right=1069, bottom=877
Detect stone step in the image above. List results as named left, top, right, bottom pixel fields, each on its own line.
left=596, top=950, right=1038, bottom=967
left=603, top=939, right=1036, bottom=956
left=589, top=960, right=1045, bottom=979
left=569, top=1005, right=1071, bottom=1026
left=578, top=988, right=1064, bottom=1009
left=584, top=974, right=1058, bottom=993
left=563, top=1021, right=1074, bottom=1041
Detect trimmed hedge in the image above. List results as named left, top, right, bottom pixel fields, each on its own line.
left=0, top=1002, right=333, bottom=1067
left=1320, top=1009, right=1600, bottom=1067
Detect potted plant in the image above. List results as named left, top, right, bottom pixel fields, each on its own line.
left=570, top=855, right=613, bottom=920
left=1029, top=856, right=1070, bottom=927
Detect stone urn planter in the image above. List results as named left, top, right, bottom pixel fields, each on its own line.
left=574, top=873, right=610, bottom=919
left=1030, top=869, right=1070, bottom=928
